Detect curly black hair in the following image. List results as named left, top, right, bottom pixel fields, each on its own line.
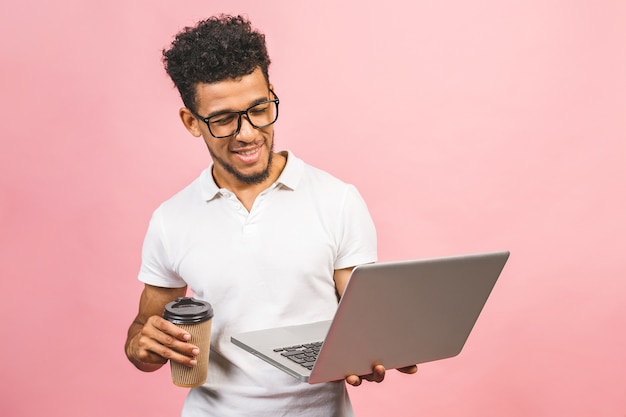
left=162, top=15, right=271, bottom=112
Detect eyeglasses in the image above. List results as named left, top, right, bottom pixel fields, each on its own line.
left=192, top=90, right=279, bottom=138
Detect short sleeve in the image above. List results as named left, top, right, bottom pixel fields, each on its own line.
left=138, top=208, right=187, bottom=288
left=334, top=185, right=378, bottom=270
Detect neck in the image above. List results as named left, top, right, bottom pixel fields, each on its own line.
left=213, top=151, right=287, bottom=210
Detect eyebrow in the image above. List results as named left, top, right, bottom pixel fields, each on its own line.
left=204, top=95, right=271, bottom=119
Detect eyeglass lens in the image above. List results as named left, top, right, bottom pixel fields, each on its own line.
left=208, top=101, right=278, bottom=138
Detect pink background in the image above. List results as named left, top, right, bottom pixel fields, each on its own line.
left=1, top=1, right=624, bottom=416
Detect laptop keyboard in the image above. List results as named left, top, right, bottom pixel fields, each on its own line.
left=273, top=341, right=323, bottom=370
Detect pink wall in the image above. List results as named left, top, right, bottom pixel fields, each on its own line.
left=1, top=1, right=624, bottom=416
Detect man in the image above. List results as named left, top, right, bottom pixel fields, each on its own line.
left=125, top=14, right=416, bottom=416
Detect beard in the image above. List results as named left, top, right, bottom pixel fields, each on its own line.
left=208, top=137, right=275, bottom=185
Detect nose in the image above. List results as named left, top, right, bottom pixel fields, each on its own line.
left=235, top=114, right=256, bottom=142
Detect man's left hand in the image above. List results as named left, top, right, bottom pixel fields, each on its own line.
left=345, top=364, right=418, bottom=386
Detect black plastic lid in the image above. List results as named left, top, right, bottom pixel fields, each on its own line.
left=162, top=297, right=213, bottom=324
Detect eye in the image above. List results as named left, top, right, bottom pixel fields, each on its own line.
left=250, top=103, right=270, bottom=114
left=210, top=113, right=237, bottom=126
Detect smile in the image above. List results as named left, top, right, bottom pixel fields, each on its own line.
left=238, top=148, right=259, bottom=156
left=233, top=146, right=262, bottom=163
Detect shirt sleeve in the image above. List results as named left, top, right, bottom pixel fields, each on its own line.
left=137, top=208, right=187, bottom=288
left=334, top=184, right=378, bottom=270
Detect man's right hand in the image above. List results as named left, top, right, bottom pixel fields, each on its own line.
left=125, top=284, right=192, bottom=372
left=127, top=315, right=199, bottom=371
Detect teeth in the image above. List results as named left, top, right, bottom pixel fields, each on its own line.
left=239, top=148, right=258, bottom=156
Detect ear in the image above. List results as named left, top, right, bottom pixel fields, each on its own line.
left=179, top=107, right=203, bottom=137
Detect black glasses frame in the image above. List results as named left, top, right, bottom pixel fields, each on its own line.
left=192, top=90, right=280, bottom=139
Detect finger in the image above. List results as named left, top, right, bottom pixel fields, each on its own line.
left=372, top=364, right=385, bottom=383
left=345, top=375, right=362, bottom=386
left=130, top=337, right=169, bottom=366
left=135, top=327, right=196, bottom=366
left=142, top=317, right=200, bottom=364
left=149, top=316, right=192, bottom=342
left=397, top=365, right=418, bottom=374
left=140, top=331, right=200, bottom=367
left=362, top=364, right=386, bottom=383
left=149, top=316, right=199, bottom=355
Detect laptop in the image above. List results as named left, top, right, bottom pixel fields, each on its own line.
left=231, top=250, right=510, bottom=384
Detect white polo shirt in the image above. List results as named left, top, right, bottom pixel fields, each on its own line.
left=139, top=151, right=377, bottom=417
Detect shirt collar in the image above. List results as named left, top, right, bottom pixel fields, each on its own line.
left=200, top=150, right=303, bottom=202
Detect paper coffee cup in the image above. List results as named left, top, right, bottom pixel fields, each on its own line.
left=163, top=297, right=214, bottom=388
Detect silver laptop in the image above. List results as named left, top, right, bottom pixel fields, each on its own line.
left=231, top=250, right=509, bottom=384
